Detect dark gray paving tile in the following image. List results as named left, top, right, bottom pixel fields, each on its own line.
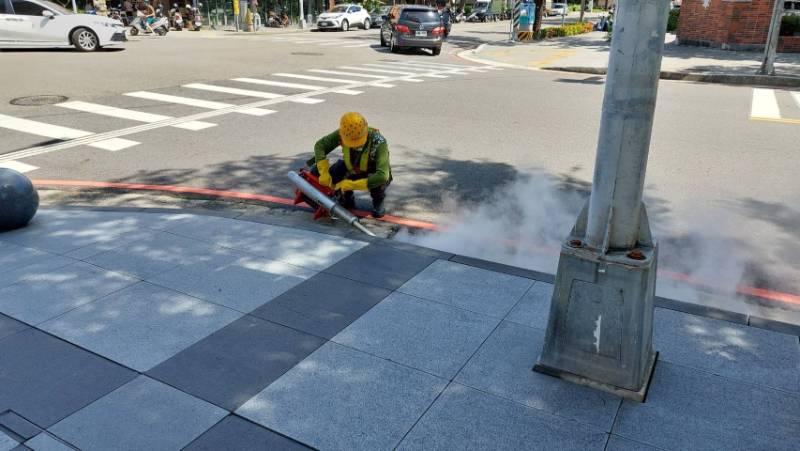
left=237, top=342, right=447, bottom=450
left=333, top=292, right=499, bottom=379
left=605, top=435, right=663, bottom=451
left=0, top=328, right=136, bottom=428
left=614, top=361, right=800, bottom=451
left=10, top=445, right=30, bottom=451
left=0, top=431, right=18, bottom=451
left=23, top=433, right=74, bottom=451
left=449, top=254, right=554, bottom=283
left=148, top=315, right=325, bottom=411
left=50, top=376, right=227, bottom=451
left=506, top=282, right=554, bottom=330
left=398, top=260, right=534, bottom=318
left=0, top=255, right=76, bottom=291
left=455, top=321, right=620, bottom=431
left=0, top=315, right=28, bottom=342
left=184, top=415, right=312, bottom=451
left=324, top=244, right=436, bottom=290
left=654, top=296, right=749, bottom=326
left=654, top=308, right=800, bottom=393
left=251, top=272, right=391, bottom=339
left=0, top=242, right=54, bottom=279
left=398, top=383, right=607, bottom=451
left=0, top=411, right=41, bottom=441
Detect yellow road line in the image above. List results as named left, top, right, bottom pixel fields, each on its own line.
left=750, top=116, right=800, bottom=125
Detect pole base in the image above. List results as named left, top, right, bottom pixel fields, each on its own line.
left=534, top=351, right=658, bottom=403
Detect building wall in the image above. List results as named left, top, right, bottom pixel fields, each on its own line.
left=676, top=0, right=776, bottom=51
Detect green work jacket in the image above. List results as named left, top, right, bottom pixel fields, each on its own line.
left=310, top=128, right=391, bottom=189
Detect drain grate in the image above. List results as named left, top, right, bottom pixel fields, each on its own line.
left=10, top=95, right=68, bottom=106
left=291, top=52, right=324, bottom=56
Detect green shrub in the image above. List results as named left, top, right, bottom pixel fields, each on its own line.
left=666, top=8, right=679, bottom=32
left=535, top=21, right=593, bottom=40
left=464, top=6, right=472, bottom=15
left=781, top=15, right=800, bottom=36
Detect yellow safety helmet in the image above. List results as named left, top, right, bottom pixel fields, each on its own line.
left=339, top=112, right=368, bottom=148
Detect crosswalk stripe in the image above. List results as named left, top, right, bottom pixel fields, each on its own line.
left=792, top=91, right=800, bottom=110
left=342, top=42, right=374, bottom=48
left=274, top=73, right=359, bottom=84
left=308, top=69, right=388, bottom=79
left=56, top=101, right=216, bottom=131
left=232, top=78, right=326, bottom=90
left=89, top=137, right=139, bottom=151
left=331, top=89, right=363, bottom=95
left=0, top=113, right=91, bottom=140
left=341, top=65, right=419, bottom=76
left=751, top=88, right=781, bottom=119
left=124, top=91, right=275, bottom=116
left=385, top=61, right=469, bottom=73
left=0, top=160, right=38, bottom=173
left=184, top=83, right=286, bottom=100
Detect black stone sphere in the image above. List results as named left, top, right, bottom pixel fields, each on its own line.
left=0, top=168, right=39, bottom=232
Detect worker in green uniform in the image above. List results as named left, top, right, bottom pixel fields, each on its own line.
left=309, top=112, right=392, bottom=218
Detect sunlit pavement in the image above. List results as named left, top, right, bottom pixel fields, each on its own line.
left=0, top=208, right=797, bottom=450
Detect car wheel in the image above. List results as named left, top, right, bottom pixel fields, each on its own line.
left=432, top=46, right=441, bottom=56
left=341, top=19, right=349, bottom=31
left=390, top=36, right=398, bottom=53
left=129, top=26, right=139, bottom=36
left=155, top=27, right=166, bottom=36
left=363, top=18, right=370, bottom=29
left=72, top=27, right=99, bottom=52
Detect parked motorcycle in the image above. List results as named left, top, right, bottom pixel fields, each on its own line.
left=129, top=8, right=169, bottom=36
left=184, top=3, right=203, bottom=31
left=453, top=10, right=465, bottom=23
left=169, top=4, right=183, bottom=30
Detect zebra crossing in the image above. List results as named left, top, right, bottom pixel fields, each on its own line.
left=749, top=88, right=800, bottom=125
left=0, top=61, right=503, bottom=173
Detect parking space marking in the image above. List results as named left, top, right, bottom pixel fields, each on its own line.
left=56, top=101, right=217, bottom=131
left=124, top=91, right=275, bottom=116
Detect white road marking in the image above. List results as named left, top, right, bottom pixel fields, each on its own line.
left=341, top=65, right=418, bottom=75
left=751, top=88, right=781, bottom=119
left=308, top=69, right=388, bottom=79
left=89, top=138, right=139, bottom=152
left=274, top=73, right=359, bottom=84
left=0, top=113, right=91, bottom=140
left=124, top=91, right=274, bottom=116
left=0, top=160, right=38, bottom=173
left=56, top=101, right=216, bottom=131
left=184, top=83, right=286, bottom=99
left=232, top=78, right=326, bottom=90
left=386, top=61, right=469, bottom=74
left=792, top=91, right=800, bottom=110
left=342, top=42, right=374, bottom=48
left=331, top=89, right=363, bottom=95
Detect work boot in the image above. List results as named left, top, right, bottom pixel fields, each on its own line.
left=371, top=200, right=385, bottom=218
left=340, top=192, right=355, bottom=210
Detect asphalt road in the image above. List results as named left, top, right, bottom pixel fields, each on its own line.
left=2, top=20, right=799, bottom=311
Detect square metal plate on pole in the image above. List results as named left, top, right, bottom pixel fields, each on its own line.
left=533, top=0, right=670, bottom=402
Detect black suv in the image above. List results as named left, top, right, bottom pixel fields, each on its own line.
left=379, top=6, right=445, bottom=56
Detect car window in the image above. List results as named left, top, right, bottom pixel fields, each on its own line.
left=352, top=6, right=361, bottom=12
left=11, top=0, right=47, bottom=15
left=400, top=10, right=438, bottom=23
left=330, top=5, right=347, bottom=13
left=0, top=0, right=7, bottom=14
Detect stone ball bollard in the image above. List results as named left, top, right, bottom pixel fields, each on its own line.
left=0, top=168, right=39, bottom=232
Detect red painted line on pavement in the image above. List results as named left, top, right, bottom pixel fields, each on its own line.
left=33, top=179, right=800, bottom=307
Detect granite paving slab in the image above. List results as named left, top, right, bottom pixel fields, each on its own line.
left=0, top=255, right=76, bottom=291
left=455, top=321, right=621, bottom=431
left=84, top=231, right=232, bottom=280
left=23, top=433, right=74, bottom=451
left=604, top=435, right=662, bottom=451
left=64, top=228, right=161, bottom=261
left=324, top=244, right=436, bottom=291
left=0, top=328, right=135, bottom=428
left=398, top=383, right=608, bottom=451
left=0, top=242, right=55, bottom=277
left=49, top=376, right=227, bottom=451
left=40, top=282, right=242, bottom=371
left=398, top=260, right=534, bottom=318
left=184, top=415, right=312, bottom=451
left=654, top=308, right=800, bottom=393
left=0, top=411, right=41, bottom=442
left=236, top=342, right=447, bottom=450
left=163, top=214, right=367, bottom=271
left=0, top=262, right=138, bottom=325
left=0, top=314, right=28, bottom=342
left=148, top=315, right=325, bottom=411
left=149, top=251, right=316, bottom=313
left=333, top=292, right=499, bottom=379
left=613, top=361, right=800, bottom=451
left=0, top=431, right=17, bottom=451
left=505, top=282, right=554, bottom=330
left=251, top=272, right=392, bottom=339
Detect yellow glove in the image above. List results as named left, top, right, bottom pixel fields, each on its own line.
left=335, top=178, right=369, bottom=192
left=316, top=159, right=332, bottom=188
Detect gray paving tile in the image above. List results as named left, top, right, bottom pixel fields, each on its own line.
left=50, top=376, right=227, bottom=451
left=184, top=415, right=312, bottom=450
left=605, top=435, right=662, bottom=451
left=455, top=321, right=621, bottom=431
left=84, top=231, right=232, bottom=280
left=40, top=282, right=241, bottom=371
left=23, top=434, right=74, bottom=451
left=10, top=445, right=30, bottom=451
left=613, top=361, right=800, bottom=451
left=236, top=342, right=447, bottom=450
left=654, top=308, right=800, bottom=393
left=0, top=254, right=76, bottom=291
left=333, top=292, right=499, bottom=379
left=0, top=328, right=135, bottom=428
left=398, top=383, right=607, bottom=451
left=0, top=242, right=54, bottom=277
left=0, top=411, right=42, bottom=441
left=398, top=259, right=534, bottom=318
left=325, top=244, right=436, bottom=290
left=506, top=282, right=554, bottom=330
left=164, top=214, right=368, bottom=270
left=0, top=262, right=138, bottom=325
left=0, top=431, right=18, bottom=451
left=149, top=251, right=315, bottom=313
left=0, top=315, right=29, bottom=342
left=251, top=272, right=392, bottom=339
left=148, top=315, right=325, bottom=411
left=64, top=228, right=161, bottom=261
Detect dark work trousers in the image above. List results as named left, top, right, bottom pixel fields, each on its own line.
left=311, top=160, right=391, bottom=210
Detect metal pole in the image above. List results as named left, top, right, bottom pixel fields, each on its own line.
left=298, top=0, right=305, bottom=28
left=759, top=0, right=783, bottom=76
left=584, top=0, right=667, bottom=252
left=72, top=0, right=77, bottom=13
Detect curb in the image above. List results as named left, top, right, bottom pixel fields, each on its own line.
left=545, top=66, right=800, bottom=87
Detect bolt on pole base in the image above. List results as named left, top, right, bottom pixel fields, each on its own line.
left=533, top=204, right=659, bottom=402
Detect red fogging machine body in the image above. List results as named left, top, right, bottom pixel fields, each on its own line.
left=292, top=168, right=335, bottom=220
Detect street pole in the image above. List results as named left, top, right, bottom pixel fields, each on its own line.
left=298, top=0, right=306, bottom=29
left=71, top=0, right=77, bottom=13
left=533, top=0, right=670, bottom=402
left=759, top=0, right=783, bottom=76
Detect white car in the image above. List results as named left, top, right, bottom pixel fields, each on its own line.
left=547, top=3, right=567, bottom=16
left=0, top=0, right=125, bottom=52
left=316, top=4, right=370, bottom=31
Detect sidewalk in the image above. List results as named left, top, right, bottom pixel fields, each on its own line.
left=467, top=31, right=800, bottom=87
left=0, top=208, right=798, bottom=450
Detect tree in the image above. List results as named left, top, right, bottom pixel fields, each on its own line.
left=579, top=0, right=586, bottom=22
left=534, top=0, right=544, bottom=33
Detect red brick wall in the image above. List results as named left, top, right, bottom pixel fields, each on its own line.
left=677, top=0, right=776, bottom=50
left=779, top=36, right=800, bottom=52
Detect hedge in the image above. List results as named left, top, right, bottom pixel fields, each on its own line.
left=667, top=9, right=679, bottom=33
left=781, top=15, right=800, bottom=36
left=535, top=22, right=593, bottom=40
